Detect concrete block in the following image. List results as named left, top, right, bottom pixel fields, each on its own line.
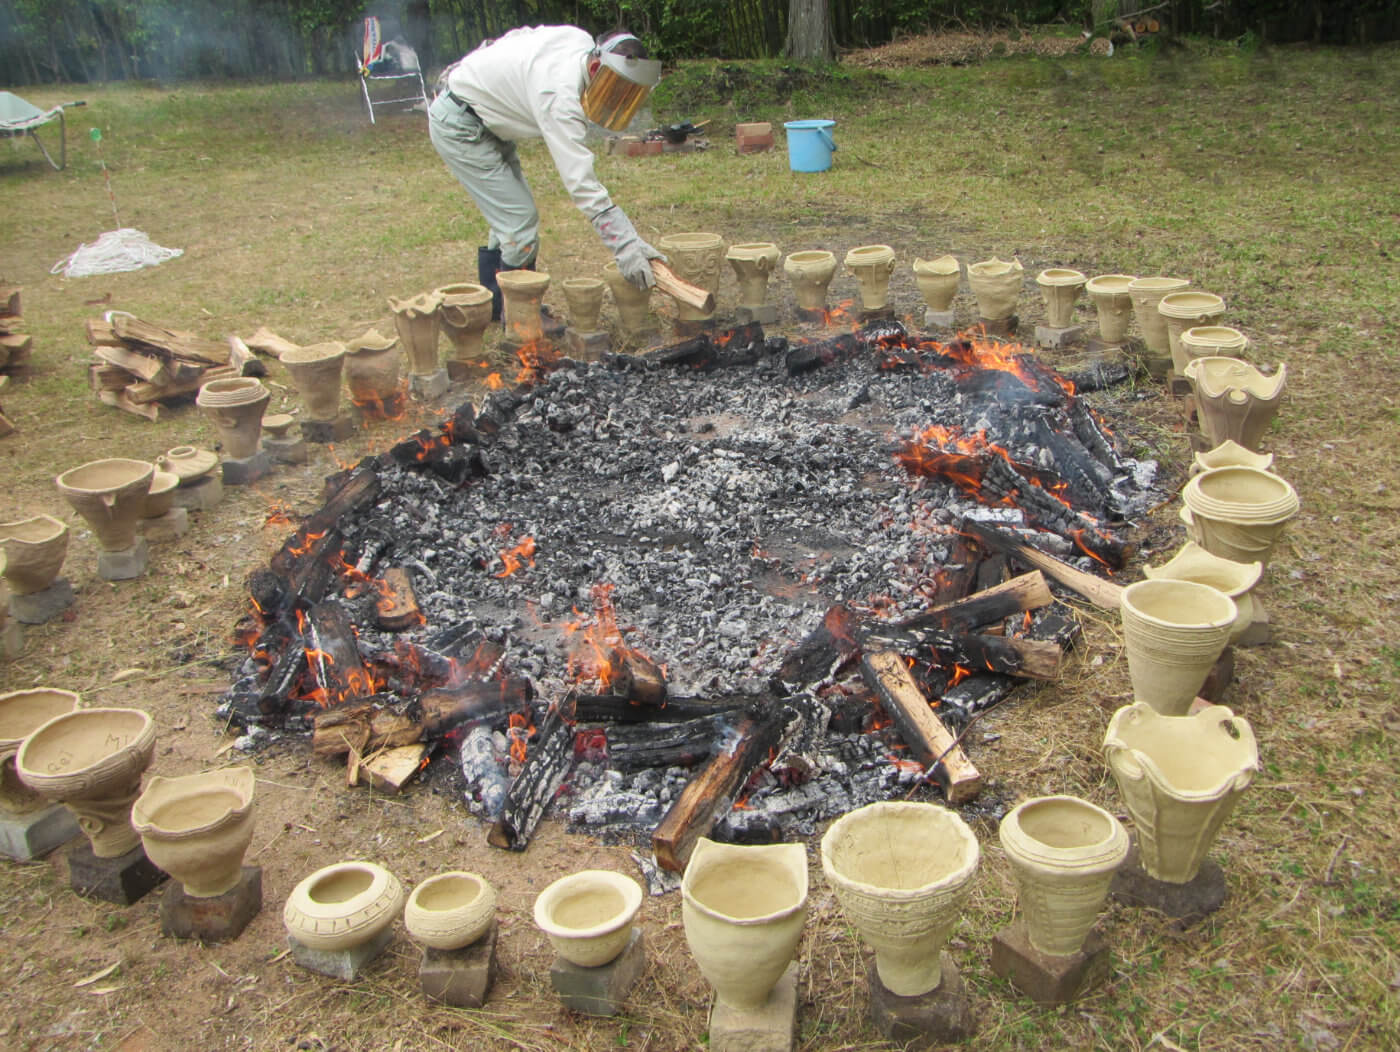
left=10, top=577, right=75, bottom=624
left=409, top=369, right=450, bottom=401
left=159, top=866, right=262, bottom=942
left=264, top=436, right=309, bottom=464
left=140, top=508, right=189, bottom=543
left=866, top=953, right=976, bottom=1048
left=1199, top=646, right=1235, bottom=702
left=300, top=416, right=357, bottom=444
left=735, top=305, right=779, bottom=326
left=0, top=616, right=21, bottom=661
left=0, top=803, right=80, bottom=860
left=68, top=840, right=167, bottom=905
left=1035, top=324, right=1085, bottom=349
left=708, top=960, right=797, bottom=1052
left=990, top=917, right=1111, bottom=1005
left=419, top=921, right=499, bottom=1007
left=96, top=538, right=148, bottom=581
left=172, top=474, right=223, bottom=511
left=565, top=329, right=612, bottom=361
left=1111, top=842, right=1227, bottom=928
left=288, top=925, right=395, bottom=981
left=549, top=927, right=645, bottom=1017
left=221, top=450, right=272, bottom=486
left=1167, top=371, right=1194, bottom=398
left=1236, top=602, right=1271, bottom=647
left=923, top=309, right=956, bottom=330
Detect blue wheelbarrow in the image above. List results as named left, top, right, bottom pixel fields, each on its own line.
left=0, top=92, right=87, bottom=171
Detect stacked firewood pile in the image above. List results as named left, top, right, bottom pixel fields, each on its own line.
left=84, top=311, right=258, bottom=421
left=0, top=286, right=31, bottom=437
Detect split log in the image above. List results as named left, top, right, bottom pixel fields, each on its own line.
left=488, top=702, right=576, bottom=851
left=269, top=467, right=379, bottom=578
left=375, top=567, right=421, bottom=630
left=362, top=743, right=428, bottom=792
left=92, top=345, right=169, bottom=384
left=312, top=696, right=422, bottom=758
left=610, top=648, right=667, bottom=705
left=860, top=625, right=1061, bottom=681
left=651, top=704, right=788, bottom=872
left=898, top=571, right=1053, bottom=634
left=0, top=333, right=33, bottom=360
left=255, top=622, right=307, bottom=715
left=418, top=676, right=533, bottom=738
left=651, top=261, right=715, bottom=315
left=0, top=287, right=19, bottom=316
left=126, top=364, right=237, bottom=404
left=109, top=314, right=228, bottom=364
left=227, top=336, right=258, bottom=376
left=84, top=318, right=125, bottom=347
left=97, top=388, right=162, bottom=420
left=959, top=518, right=1124, bottom=610
left=244, top=327, right=300, bottom=360
left=938, top=606, right=1084, bottom=718
left=860, top=649, right=981, bottom=804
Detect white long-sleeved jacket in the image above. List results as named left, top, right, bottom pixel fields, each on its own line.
left=444, top=25, right=614, bottom=220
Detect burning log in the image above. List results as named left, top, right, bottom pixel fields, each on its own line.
left=937, top=607, right=1084, bottom=720
left=644, top=333, right=718, bottom=370
left=571, top=692, right=744, bottom=723
left=977, top=456, right=1129, bottom=567
left=900, top=571, right=1053, bottom=634
left=418, top=676, right=533, bottom=738
left=305, top=601, right=376, bottom=704
left=651, top=704, right=789, bottom=872
left=374, top=567, right=421, bottom=631
left=594, top=714, right=730, bottom=771
left=784, top=332, right=860, bottom=375
left=610, top=648, right=667, bottom=705
left=771, top=603, right=862, bottom=692
left=488, top=701, right=576, bottom=851
left=959, top=519, right=1124, bottom=611
left=860, top=649, right=981, bottom=804
left=862, top=625, right=1061, bottom=681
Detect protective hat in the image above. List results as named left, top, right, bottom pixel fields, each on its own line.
left=581, top=32, right=662, bottom=132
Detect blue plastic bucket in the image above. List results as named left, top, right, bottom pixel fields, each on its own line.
left=784, top=119, right=837, bottom=172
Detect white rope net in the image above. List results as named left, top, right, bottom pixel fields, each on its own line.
left=51, top=228, right=183, bottom=278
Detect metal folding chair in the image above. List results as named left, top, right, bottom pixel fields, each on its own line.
left=356, top=17, right=429, bottom=124
left=0, top=92, right=86, bottom=170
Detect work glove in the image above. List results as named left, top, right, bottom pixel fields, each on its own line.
left=591, top=205, right=665, bottom=289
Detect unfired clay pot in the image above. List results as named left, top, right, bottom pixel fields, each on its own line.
left=1085, top=274, right=1136, bottom=344
left=658, top=232, right=726, bottom=321
left=783, top=250, right=839, bottom=314
left=967, top=257, right=1024, bottom=321
left=1104, top=702, right=1259, bottom=883
left=142, top=471, right=180, bottom=519
left=15, top=707, right=156, bottom=858
left=55, top=459, right=155, bottom=552
left=281, top=342, right=346, bottom=422
left=196, top=378, right=271, bottom=459
left=344, top=330, right=402, bottom=406
left=820, top=801, right=979, bottom=997
left=533, top=869, right=642, bottom=967
left=1144, top=541, right=1262, bottom=644
left=388, top=292, right=445, bottom=375
left=726, top=243, right=782, bottom=311
left=0, top=688, right=80, bottom=815
left=603, top=261, right=653, bottom=335
left=1158, top=291, right=1227, bottom=374
left=1192, top=440, right=1274, bottom=475
left=497, top=270, right=552, bottom=342
left=682, top=838, right=807, bottom=1011
left=0, top=515, right=69, bottom=595
left=405, top=871, right=497, bottom=950
left=1180, top=325, right=1248, bottom=367
left=844, top=244, right=897, bottom=312
left=1035, top=268, right=1087, bottom=328
left=912, top=255, right=961, bottom=312
left=157, top=446, right=218, bottom=486
left=132, top=766, right=255, bottom=897
left=283, top=861, right=404, bottom=951
left=1182, top=465, right=1299, bottom=566
left=436, top=283, right=495, bottom=361
left=1119, top=579, right=1236, bottom=716
left=1185, top=357, right=1287, bottom=451
left=561, top=278, right=606, bottom=333
left=998, top=795, right=1128, bottom=957
left=1127, top=276, right=1190, bottom=358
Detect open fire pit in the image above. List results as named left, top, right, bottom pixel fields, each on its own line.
left=219, top=320, right=1157, bottom=876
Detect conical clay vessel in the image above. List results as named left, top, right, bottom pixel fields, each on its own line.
left=132, top=766, right=255, bottom=897
left=1144, top=542, right=1262, bottom=645
left=1104, top=702, right=1259, bottom=883
left=998, top=796, right=1128, bottom=957
left=142, top=471, right=180, bottom=519
left=726, top=243, right=781, bottom=311
left=1158, top=291, right=1226, bottom=374
left=497, top=270, right=552, bottom=343
left=1035, top=268, right=1087, bottom=328
left=436, top=283, right=494, bottom=361
left=783, top=250, right=838, bottom=316
left=16, top=707, right=156, bottom=857
left=1182, top=466, right=1299, bottom=566
left=844, top=244, right=897, bottom=313
left=821, top=801, right=979, bottom=996
left=388, top=291, right=444, bottom=375
left=682, top=838, right=807, bottom=1012
left=55, top=459, right=155, bottom=552
left=1185, top=357, right=1287, bottom=451
left=344, top=330, right=402, bottom=407
left=0, top=688, right=80, bottom=815
left=912, top=255, right=961, bottom=312
left=1127, top=277, right=1190, bottom=358
left=658, top=233, right=725, bottom=322
left=406, top=871, right=497, bottom=950
left=968, top=258, right=1024, bottom=321
left=534, top=869, right=642, bottom=967
left=603, top=261, right=653, bottom=336
left=561, top=278, right=606, bottom=332
left=284, top=861, right=404, bottom=951
left=1085, top=274, right=1136, bottom=344
left=0, top=515, right=69, bottom=595
left=196, top=378, right=270, bottom=459
left=1119, top=579, right=1236, bottom=716
left=281, top=342, right=346, bottom=422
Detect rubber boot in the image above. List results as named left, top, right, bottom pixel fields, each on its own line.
left=477, top=246, right=504, bottom=321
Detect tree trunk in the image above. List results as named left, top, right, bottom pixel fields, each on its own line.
left=784, top=0, right=832, bottom=61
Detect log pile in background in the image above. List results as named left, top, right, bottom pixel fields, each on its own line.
left=0, top=287, right=28, bottom=435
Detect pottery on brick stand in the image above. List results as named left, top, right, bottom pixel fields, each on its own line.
left=820, top=801, right=979, bottom=996
left=726, top=243, right=782, bottom=312
left=1158, top=291, right=1227, bottom=375
left=1144, top=542, right=1262, bottom=645
left=497, top=270, right=552, bottom=343
left=1119, top=579, right=1236, bottom=716
left=157, top=446, right=219, bottom=486
left=388, top=292, right=445, bottom=376
left=1179, top=325, right=1248, bottom=369
left=55, top=459, right=155, bottom=552
left=658, top=233, right=726, bottom=322
left=0, top=515, right=69, bottom=595
left=284, top=860, right=404, bottom=951
left=967, top=257, right=1024, bottom=321
left=998, top=795, right=1128, bottom=957
left=196, top=378, right=271, bottom=459
left=682, top=838, right=807, bottom=1012
left=561, top=278, right=607, bottom=333
left=1085, top=274, right=1136, bottom=344
left=912, top=255, right=961, bottom=312
left=1191, top=440, right=1274, bottom=475
left=15, top=707, right=156, bottom=858
left=281, top=342, right=346, bottom=422
left=142, top=471, right=180, bottom=519
left=0, top=688, right=80, bottom=815
left=1035, top=268, right=1087, bottom=329
left=1127, top=276, right=1190, bottom=359
left=844, top=244, right=898, bottom=313
left=436, top=283, right=495, bottom=362
left=132, top=766, right=255, bottom=897
left=344, top=330, right=403, bottom=408
left=783, top=250, right=839, bottom=316
left=1185, top=357, right=1287, bottom=452
left=1104, top=702, right=1259, bottom=883
left=533, top=869, right=642, bottom=967
left=405, top=871, right=497, bottom=951
left=603, top=261, right=653, bottom=336
left=1181, top=465, right=1299, bottom=566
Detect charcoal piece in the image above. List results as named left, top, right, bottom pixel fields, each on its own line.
left=1063, top=359, right=1132, bottom=392
left=644, top=333, right=716, bottom=370
left=856, top=319, right=908, bottom=347
left=771, top=603, right=863, bottom=693
left=595, top=714, right=729, bottom=770
left=784, top=332, right=860, bottom=375
left=488, top=701, right=576, bottom=851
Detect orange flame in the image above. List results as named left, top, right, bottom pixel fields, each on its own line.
left=495, top=536, right=536, bottom=578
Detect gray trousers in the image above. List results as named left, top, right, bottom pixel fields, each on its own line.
left=428, top=92, right=539, bottom=267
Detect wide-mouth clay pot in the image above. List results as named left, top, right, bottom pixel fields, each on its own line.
left=1119, top=579, right=1237, bottom=716
left=16, top=707, right=156, bottom=857
left=682, top=838, right=808, bottom=1011
left=0, top=688, right=80, bottom=814
left=1192, top=440, right=1274, bottom=475
left=344, top=330, right=403, bottom=403
left=658, top=232, right=726, bottom=321
left=726, top=243, right=782, bottom=310
left=533, top=869, right=642, bottom=967
left=1180, top=325, right=1248, bottom=365
left=132, top=766, right=255, bottom=898
left=844, top=244, right=898, bottom=312
left=1181, top=466, right=1299, bottom=565
left=1144, top=542, right=1262, bottom=644
left=55, top=459, right=155, bottom=553
left=821, top=801, right=979, bottom=996
left=912, top=255, right=961, bottom=311
left=1185, top=357, right=1287, bottom=451
left=783, top=250, right=839, bottom=314
left=1127, top=276, right=1190, bottom=357
left=436, top=283, right=495, bottom=360
left=196, top=378, right=271, bottom=459
left=1035, top=268, right=1087, bottom=329
left=405, top=871, right=497, bottom=950
left=1104, top=702, right=1259, bottom=883
left=1084, top=274, right=1136, bottom=343
left=281, top=342, right=346, bottom=422
left=998, top=795, right=1128, bottom=957
left=284, top=860, right=404, bottom=951
left=1158, top=291, right=1227, bottom=374
left=157, top=446, right=219, bottom=486
left=0, top=515, right=69, bottom=595
left=389, top=292, right=445, bottom=375
left=142, top=471, right=181, bottom=519
left=603, top=261, right=654, bottom=335
left=561, top=278, right=607, bottom=333
left=497, top=270, right=553, bottom=342
left=967, top=258, right=1024, bottom=321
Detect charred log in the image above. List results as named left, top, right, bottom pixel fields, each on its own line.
left=489, top=701, right=576, bottom=851
left=784, top=332, right=860, bottom=375
left=898, top=571, right=1053, bottom=635
left=305, top=601, right=375, bottom=704
left=610, top=648, right=667, bottom=705
left=594, top=714, right=731, bottom=771
left=418, top=676, right=533, bottom=738
left=959, top=518, right=1125, bottom=610
left=571, top=692, right=745, bottom=724
left=860, top=625, right=1061, bottom=681
left=771, top=603, right=863, bottom=693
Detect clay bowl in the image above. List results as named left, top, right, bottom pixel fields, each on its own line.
left=533, top=869, right=642, bottom=967
left=15, top=707, right=156, bottom=799
left=0, top=688, right=82, bottom=760
left=142, top=471, right=180, bottom=519
left=283, top=860, right=404, bottom=952
left=404, top=871, right=497, bottom=950
left=0, top=515, right=70, bottom=595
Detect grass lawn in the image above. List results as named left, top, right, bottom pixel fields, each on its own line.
left=1, top=34, right=1398, bottom=1051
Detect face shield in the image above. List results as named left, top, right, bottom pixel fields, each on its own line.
left=581, top=36, right=662, bottom=132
